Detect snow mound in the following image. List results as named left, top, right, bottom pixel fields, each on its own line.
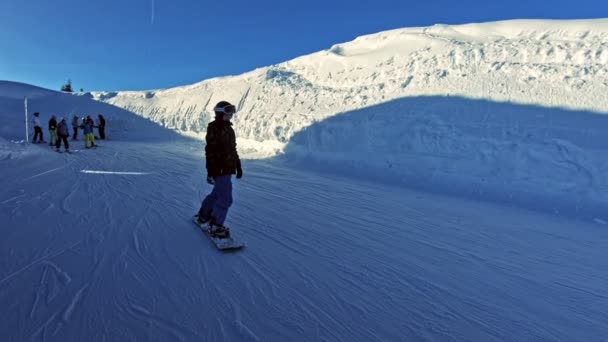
left=0, top=81, right=57, bottom=99
left=57, top=19, right=608, bottom=217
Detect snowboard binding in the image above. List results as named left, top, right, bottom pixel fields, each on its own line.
left=208, top=224, right=230, bottom=239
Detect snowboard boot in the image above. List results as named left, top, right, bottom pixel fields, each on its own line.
left=195, top=214, right=211, bottom=225
left=209, top=223, right=230, bottom=239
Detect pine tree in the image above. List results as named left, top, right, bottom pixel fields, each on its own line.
left=61, top=79, right=73, bottom=92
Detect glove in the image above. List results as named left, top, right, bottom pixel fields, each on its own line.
left=206, top=175, right=215, bottom=185
left=236, top=159, right=243, bottom=179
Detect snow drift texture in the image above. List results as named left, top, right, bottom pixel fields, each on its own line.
left=2, top=19, right=608, bottom=342
left=87, top=19, right=608, bottom=219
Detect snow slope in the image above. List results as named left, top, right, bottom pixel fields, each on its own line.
left=1, top=82, right=608, bottom=341
left=88, top=19, right=608, bottom=220
left=2, top=19, right=608, bottom=341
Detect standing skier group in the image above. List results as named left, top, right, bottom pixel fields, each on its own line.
left=31, top=112, right=106, bottom=152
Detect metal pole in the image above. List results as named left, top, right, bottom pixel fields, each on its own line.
left=24, top=97, right=29, bottom=143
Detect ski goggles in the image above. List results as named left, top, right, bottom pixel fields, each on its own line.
left=214, top=105, right=237, bottom=115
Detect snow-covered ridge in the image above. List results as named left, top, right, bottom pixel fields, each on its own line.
left=90, top=19, right=608, bottom=142
left=0, top=81, right=56, bottom=99
left=58, top=19, right=608, bottom=217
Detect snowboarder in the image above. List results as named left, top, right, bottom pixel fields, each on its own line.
left=48, top=115, right=57, bottom=146
left=97, top=114, right=106, bottom=140
left=81, top=116, right=97, bottom=148
left=196, top=101, right=243, bottom=239
left=55, top=117, right=70, bottom=152
left=72, top=115, right=79, bottom=140
left=32, top=112, right=45, bottom=143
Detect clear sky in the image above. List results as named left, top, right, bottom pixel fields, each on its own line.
left=1, top=0, right=606, bottom=92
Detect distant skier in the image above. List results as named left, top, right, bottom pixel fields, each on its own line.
left=55, top=117, right=70, bottom=152
left=48, top=115, right=57, bottom=146
left=97, top=114, right=106, bottom=140
left=196, top=101, right=243, bottom=238
left=32, top=112, right=45, bottom=143
left=72, top=115, right=79, bottom=140
left=81, top=116, right=97, bottom=148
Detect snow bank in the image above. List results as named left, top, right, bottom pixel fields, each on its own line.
left=47, top=19, right=608, bottom=217
left=281, top=96, right=608, bottom=218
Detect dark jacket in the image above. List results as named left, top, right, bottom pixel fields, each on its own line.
left=57, top=121, right=69, bottom=136
left=49, top=118, right=57, bottom=130
left=80, top=119, right=94, bottom=135
left=205, top=119, right=241, bottom=177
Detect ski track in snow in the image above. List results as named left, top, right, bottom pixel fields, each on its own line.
left=3, top=139, right=605, bottom=341
left=12, top=118, right=608, bottom=328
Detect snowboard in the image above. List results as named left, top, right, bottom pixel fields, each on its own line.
left=192, top=216, right=244, bottom=251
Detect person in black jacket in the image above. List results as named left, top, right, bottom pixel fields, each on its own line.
left=97, top=114, right=106, bottom=139
left=196, top=101, right=243, bottom=238
left=48, top=115, right=57, bottom=146
left=72, top=115, right=79, bottom=140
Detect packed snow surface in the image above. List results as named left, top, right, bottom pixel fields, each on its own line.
left=1, top=19, right=608, bottom=341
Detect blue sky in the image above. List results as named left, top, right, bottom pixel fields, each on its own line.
left=1, top=0, right=606, bottom=91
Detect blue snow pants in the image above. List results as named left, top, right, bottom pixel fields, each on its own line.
left=198, top=175, right=233, bottom=226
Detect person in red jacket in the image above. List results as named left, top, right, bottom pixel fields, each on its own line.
left=55, top=117, right=70, bottom=152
